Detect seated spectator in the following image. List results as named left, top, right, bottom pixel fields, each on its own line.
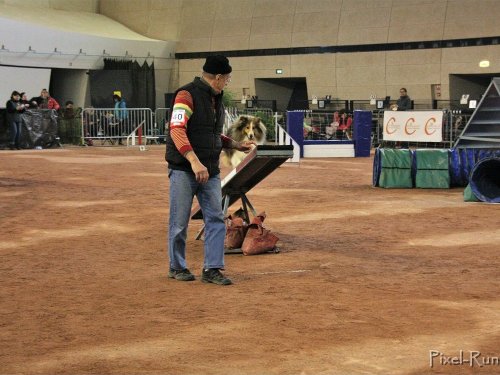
left=325, top=111, right=339, bottom=140
left=335, top=109, right=352, bottom=140
left=38, top=89, right=60, bottom=110
left=81, top=107, right=96, bottom=146
left=303, top=117, right=313, bottom=139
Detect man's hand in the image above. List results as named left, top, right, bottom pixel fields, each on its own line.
left=185, top=151, right=209, bottom=183
left=235, top=140, right=257, bottom=153
left=191, top=160, right=209, bottom=183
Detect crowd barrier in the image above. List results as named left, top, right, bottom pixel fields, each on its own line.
left=81, top=108, right=154, bottom=146
left=226, top=107, right=299, bottom=162
left=285, top=110, right=372, bottom=158
left=371, top=110, right=469, bottom=148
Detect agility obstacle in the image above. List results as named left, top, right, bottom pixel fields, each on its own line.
left=373, top=148, right=500, bottom=203
left=373, top=77, right=500, bottom=202
left=191, top=145, right=294, bottom=246
left=455, top=78, right=500, bottom=149
left=285, top=110, right=372, bottom=158
left=468, top=157, right=500, bottom=203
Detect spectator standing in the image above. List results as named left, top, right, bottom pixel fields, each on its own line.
left=113, top=94, right=127, bottom=119
left=165, top=55, right=255, bottom=285
left=113, top=94, right=128, bottom=143
left=19, top=92, right=34, bottom=109
left=39, top=89, right=60, bottom=110
left=6, top=91, right=24, bottom=149
left=391, top=88, right=412, bottom=148
left=59, top=100, right=81, bottom=145
left=28, top=94, right=40, bottom=108
left=392, top=88, right=412, bottom=111
left=62, top=100, right=75, bottom=119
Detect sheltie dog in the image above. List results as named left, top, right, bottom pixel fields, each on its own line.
left=222, top=115, right=267, bottom=168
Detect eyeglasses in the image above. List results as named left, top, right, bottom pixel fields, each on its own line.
left=218, top=74, right=231, bottom=83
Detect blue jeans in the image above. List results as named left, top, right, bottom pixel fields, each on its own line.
left=168, top=169, right=225, bottom=270
left=10, top=119, right=22, bottom=147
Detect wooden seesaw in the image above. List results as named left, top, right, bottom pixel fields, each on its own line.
left=190, top=145, right=294, bottom=252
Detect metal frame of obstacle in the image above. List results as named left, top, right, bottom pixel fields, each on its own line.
left=190, top=145, right=294, bottom=251
left=455, top=77, right=500, bottom=149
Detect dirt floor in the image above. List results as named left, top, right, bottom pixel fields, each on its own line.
left=0, top=145, right=499, bottom=375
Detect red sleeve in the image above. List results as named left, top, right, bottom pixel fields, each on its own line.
left=49, top=98, right=60, bottom=110
left=170, top=90, right=194, bottom=155
left=221, top=134, right=233, bottom=149
left=171, top=128, right=193, bottom=155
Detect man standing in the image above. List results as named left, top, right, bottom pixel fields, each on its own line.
left=165, top=55, right=255, bottom=286
left=113, top=94, right=128, bottom=143
left=394, top=88, right=412, bottom=111
left=39, top=89, right=60, bottom=110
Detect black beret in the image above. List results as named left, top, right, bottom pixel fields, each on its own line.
left=203, top=55, right=232, bottom=75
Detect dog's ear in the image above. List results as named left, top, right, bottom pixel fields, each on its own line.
left=237, top=116, right=248, bottom=130
left=254, top=117, right=261, bottom=124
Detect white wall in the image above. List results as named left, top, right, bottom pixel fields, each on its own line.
left=0, top=66, right=51, bottom=105
left=0, top=18, right=174, bottom=69
left=0, top=8, right=176, bottom=107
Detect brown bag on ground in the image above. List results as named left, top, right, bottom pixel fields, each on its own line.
left=224, top=215, right=248, bottom=249
left=241, top=212, right=279, bottom=255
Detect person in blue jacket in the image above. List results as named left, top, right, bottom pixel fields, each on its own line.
left=113, top=94, right=128, bottom=144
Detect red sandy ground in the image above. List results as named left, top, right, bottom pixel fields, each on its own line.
left=0, top=146, right=499, bottom=375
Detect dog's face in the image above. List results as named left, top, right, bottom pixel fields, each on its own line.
left=229, top=115, right=267, bottom=144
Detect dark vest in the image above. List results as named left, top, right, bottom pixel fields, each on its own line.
left=165, top=77, right=225, bottom=177
left=6, top=99, right=22, bottom=122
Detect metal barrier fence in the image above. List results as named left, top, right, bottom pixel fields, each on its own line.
left=78, top=107, right=470, bottom=151
left=281, top=109, right=471, bottom=149
left=82, top=108, right=153, bottom=146
left=82, top=107, right=277, bottom=146
left=302, top=110, right=354, bottom=141
left=373, top=110, right=471, bottom=149
left=228, top=100, right=277, bottom=112
left=151, top=108, right=170, bottom=144
left=226, top=107, right=300, bottom=162
left=226, top=107, right=276, bottom=140
left=294, top=99, right=472, bottom=112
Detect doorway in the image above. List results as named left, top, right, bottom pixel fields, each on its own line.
left=254, top=78, right=308, bottom=111
left=449, top=74, right=500, bottom=102
left=50, top=68, right=90, bottom=109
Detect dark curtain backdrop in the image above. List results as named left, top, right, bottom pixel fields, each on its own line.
left=89, top=59, right=155, bottom=109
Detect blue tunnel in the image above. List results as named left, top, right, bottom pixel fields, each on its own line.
left=469, top=157, right=500, bottom=203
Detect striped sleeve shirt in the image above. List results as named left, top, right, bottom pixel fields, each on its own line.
left=169, top=90, right=233, bottom=156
